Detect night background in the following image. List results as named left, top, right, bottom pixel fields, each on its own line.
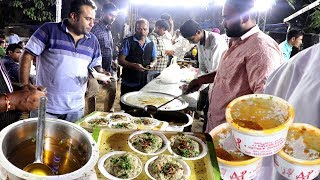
left=0, top=0, right=319, bottom=47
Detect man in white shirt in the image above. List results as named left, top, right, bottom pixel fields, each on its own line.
left=265, top=43, right=320, bottom=128
left=161, top=13, right=174, bottom=65
left=8, top=30, right=20, bottom=44
left=180, top=19, right=228, bottom=131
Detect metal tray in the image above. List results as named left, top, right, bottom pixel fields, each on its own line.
left=95, top=129, right=221, bottom=180
left=121, top=91, right=189, bottom=111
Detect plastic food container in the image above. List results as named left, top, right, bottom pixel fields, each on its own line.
left=210, top=123, right=262, bottom=179
left=274, top=123, right=320, bottom=180
left=225, top=94, right=294, bottom=157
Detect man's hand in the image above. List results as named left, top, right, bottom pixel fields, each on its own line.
left=9, top=89, right=46, bottom=112
left=183, top=78, right=203, bottom=94
left=98, top=71, right=112, bottom=84
left=165, top=50, right=175, bottom=56
left=131, top=63, right=147, bottom=72
left=22, top=84, right=47, bottom=93
left=111, top=61, right=119, bottom=70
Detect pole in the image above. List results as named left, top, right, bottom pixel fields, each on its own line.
left=56, top=0, right=62, bottom=22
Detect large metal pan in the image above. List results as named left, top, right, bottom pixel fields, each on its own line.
left=121, top=91, right=189, bottom=111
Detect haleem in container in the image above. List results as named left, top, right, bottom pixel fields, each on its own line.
left=275, top=123, right=320, bottom=180
left=225, top=94, right=294, bottom=157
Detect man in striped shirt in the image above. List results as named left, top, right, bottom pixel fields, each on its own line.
left=19, top=0, right=109, bottom=122
left=87, top=2, right=118, bottom=113
left=147, top=19, right=174, bottom=82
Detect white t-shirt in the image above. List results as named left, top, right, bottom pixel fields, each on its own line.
left=162, top=31, right=173, bottom=50
left=265, top=43, right=320, bottom=128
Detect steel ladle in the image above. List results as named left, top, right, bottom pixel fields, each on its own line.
left=144, top=93, right=185, bottom=114
left=23, top=96, right=54, bottom=176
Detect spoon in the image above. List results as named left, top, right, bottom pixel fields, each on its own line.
left=23, top=96, right=54, bottom=176
left=144, top=93, right=185, bottom=114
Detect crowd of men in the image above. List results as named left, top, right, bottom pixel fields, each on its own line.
left=0, top=0, right=318, bottom=134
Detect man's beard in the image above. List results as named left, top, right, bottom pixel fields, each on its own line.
left=135, top=33, right=145, bottom=40
left=225, top=22, right=245, bottom=38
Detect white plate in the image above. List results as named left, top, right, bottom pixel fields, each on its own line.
left=168, top=134, right=208, bottom=161
left=132, top=117, right=161, bottom=129
left=128, top=130, right=169, bottom=156
left=98, top=151, right=142, bottom=180
left=121, top=91, right=189, bottom=111
left=145, top=155, right=191, bottom=180
left=84, top=115, right=109, bottom=127
left=109, top=122, right=137, bottom=130
left=106, top=112, right=132, bottom=123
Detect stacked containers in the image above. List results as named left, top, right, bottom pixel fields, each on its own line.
left=212, top=94, right=320, bottom=180
left=211, top=94, right=294, bottom=179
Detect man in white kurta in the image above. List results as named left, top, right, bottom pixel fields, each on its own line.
left=180, top=19, right=228, bottom=132
left=265, top=43, right=320, bottom=128
left=256, top=43, right=320, bottom=180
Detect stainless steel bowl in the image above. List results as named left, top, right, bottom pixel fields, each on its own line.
left=0, top=118, right=99, bottom=179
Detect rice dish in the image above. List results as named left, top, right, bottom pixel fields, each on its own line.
left=87, top=118, right=108, bottom=126
left=169, top=133, right=200, bottom=158
left=104, top=152, right=142, bottom=179
left=133, top=117, right=155, bottom=126
left=109, top=114, right=130, bottom=122
left=111, top=123, right=136, bottom=129
left=130, top=132, right=163, bottom=153
left=148, top=154, right=185, bottom=180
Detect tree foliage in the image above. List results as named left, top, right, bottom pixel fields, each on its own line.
left=11, top=0, right=55, bottom=22
left=285, top=0, right=320, bottom=33
left=310, top=7, right=320, bottom=30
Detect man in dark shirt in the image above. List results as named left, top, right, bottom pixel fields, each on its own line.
left=118, top=19, right=157, bottom=109
left=87, top=3, right=118, bottom=112
left=3, top=44, right=22, bottom=85
left=0, top=61, right=44, bottom=130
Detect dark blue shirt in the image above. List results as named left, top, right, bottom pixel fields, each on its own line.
left=91, top=20, right=113, bottom=72
left=120, top=36, right=157, bottom=58
left=3, top=56, right=19, bottom=83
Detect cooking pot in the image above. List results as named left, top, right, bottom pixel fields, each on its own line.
left=0, top=118, right=99, bottom=179
left=125, top=109, right=193, bottom=132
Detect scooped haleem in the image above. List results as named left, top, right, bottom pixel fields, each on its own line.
left=230, top=97, right=290, bottom=130
left=104, top=152, right=142, bottom=179
left=212, top=127, right=253, bottom=161
left=169, top=133, right=201, bottom=158
left=130, top=132, right=164, bottom=154
left=148, top=154, right=186, bottom=180
left=283, top=125, right=320, bottom=161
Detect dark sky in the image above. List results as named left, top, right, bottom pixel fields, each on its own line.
left=268, top=0, right=295, bottom=23
left=132, top=0, right=296, bottom=29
